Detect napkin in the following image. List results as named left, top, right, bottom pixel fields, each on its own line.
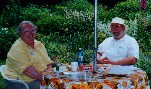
left=109, top=65, right=137, bottom=75
left=53, top=66, right=67, bottom=72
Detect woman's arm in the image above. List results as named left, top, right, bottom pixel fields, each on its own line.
left=23, top=65, right=42, bottom=80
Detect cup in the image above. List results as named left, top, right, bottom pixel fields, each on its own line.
left=71, top=62, right=78, bottom=71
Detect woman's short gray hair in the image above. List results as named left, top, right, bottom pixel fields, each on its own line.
left=16, top=21, right=37, bottom=36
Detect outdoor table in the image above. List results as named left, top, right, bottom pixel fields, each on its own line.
left=40, top=64, right=150, bottom=89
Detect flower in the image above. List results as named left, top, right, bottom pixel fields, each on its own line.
left=140, top=0, right=146, bottom=10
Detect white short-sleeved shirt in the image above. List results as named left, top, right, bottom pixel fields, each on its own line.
left=98, top=34, right=139, bottom=62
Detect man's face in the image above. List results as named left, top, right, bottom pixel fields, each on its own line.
left=20, top=23, right=36, bottom=45
left=111, top=23, right=125, bottom=39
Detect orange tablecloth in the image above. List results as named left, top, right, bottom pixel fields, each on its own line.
left=40, top=64, right=150, bottom=89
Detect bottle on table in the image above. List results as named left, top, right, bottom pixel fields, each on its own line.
left=56, top=65, right=59, bottom=77
left=41, top=75, right=46, bottom=86
left=77, top=48, right=84, bottom=66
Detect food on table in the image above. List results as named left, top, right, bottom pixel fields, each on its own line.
left=69, top=83, right=92, bottom=89
left=41, top=80, right=46, bottom=86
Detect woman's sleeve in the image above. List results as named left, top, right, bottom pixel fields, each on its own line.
left=7, top=45, right=30, bottom=74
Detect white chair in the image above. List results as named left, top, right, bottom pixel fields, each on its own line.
left=0, top=65, right=29, bottom=89
left=146, top=85, right=150, bottom=89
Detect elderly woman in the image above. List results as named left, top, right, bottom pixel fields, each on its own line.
left=97, top=17, right=139, bottom=65
left=4, top=21, right=54, bottom=89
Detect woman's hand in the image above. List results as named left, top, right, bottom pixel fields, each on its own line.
left=46, top=64, right=52, bottom=70
left=23, top=65, right=42, bottom=80
left=44, top=64, right=55, bottom=75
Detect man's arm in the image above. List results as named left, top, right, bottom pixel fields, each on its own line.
left=23, top=65, right=42, bottom=80
left=98, top=56, right=137, bottom=65
left=97, top=52, right=103, bottom=59
left=111, top=56, right=137, bottom=65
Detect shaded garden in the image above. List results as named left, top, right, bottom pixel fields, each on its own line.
left=0, top=0, right=151, bottom=88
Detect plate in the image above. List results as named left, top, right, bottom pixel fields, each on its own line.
left=63, top=71, right=81, bottom=75
left=63, top=72, right=89, bottom=81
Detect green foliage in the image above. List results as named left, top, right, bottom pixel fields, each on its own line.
left=37, top=32, right=94, bottom=63
left=0, top=60, right=5, bottom=89
left=135, top=13, right=151, bottom=52
left=109, top=0, right=140, bottom=20
left=1, top=0, right=21, bottom=27
left=39, top=34, right=68, bottom=62
left=146, top=1, right=151, bottom=13
left=0, top=73, right=4, bottom=89
left=36, top=15, right=66, bottom=35
left=136, top=51, right=151, bottom=86
left=136, top=52, right=151, bottom=75
left=64, top=0, right=93, bottom=12
left=0, top=27, right=18, bottom=59
left=83, top=49, right=93, bottom=64
left=97, top=5, right=111, bottom=22
left=0, top=15, right=2, bottom=28
left=18, top=2, right=95, bottom=52
left=19, top=4, right=50, bottom=23
left=1, top=0, right=151, bottom=87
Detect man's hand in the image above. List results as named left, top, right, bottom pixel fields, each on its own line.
left=98, top=57, right=112, bottom=64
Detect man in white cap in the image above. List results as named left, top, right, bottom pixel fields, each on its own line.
left=97, top=17, right=139, bottom=65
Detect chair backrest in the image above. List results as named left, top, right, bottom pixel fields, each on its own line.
left=0, top=65, right=29, bottom=89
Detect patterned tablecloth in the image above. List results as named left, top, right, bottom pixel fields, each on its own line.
left=40, top=64, right=150, bottom=89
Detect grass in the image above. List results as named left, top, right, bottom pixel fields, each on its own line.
left=0, top=59, right=5, bottom=89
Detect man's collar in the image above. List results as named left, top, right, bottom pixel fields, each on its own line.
left=112, top=34, right=127, bottom=41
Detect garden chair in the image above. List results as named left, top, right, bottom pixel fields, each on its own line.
left=0, top=65, right=29, bottom=89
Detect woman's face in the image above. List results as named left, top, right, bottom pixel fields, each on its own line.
left=20, top=23, right=36, bottom=46
left=111, top=23, right=125, bottom=39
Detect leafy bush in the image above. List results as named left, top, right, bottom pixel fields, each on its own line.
left=1, top=0, right=151, bottom=61
left=108, top=0, right=140, bottom=20
left=0, top=74, right=4, bottom=88
left=0, top=27, right=17, bottom=59
left=38, top=33, right=94, bottom=63
left=19, top=4, right=50, bottom=23
left=36, top=15, right=66, bottom=35
left=63, top=0, right=93, bottom=12
left=0, top=0, right=151, bottom=87
left=135, top=13, right=151, bottom=52
left=136, top=51, right=151, bottom=86
left=18, top=1, right=95, bottom=52
left=97, top=5, right=111, bottom=22
left=1, top=0, right=21, bottom=27
left=39, top=34, right=68, bottom=62
left=0, top=60, right=5, bottom=89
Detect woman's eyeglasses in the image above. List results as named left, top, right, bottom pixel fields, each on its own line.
left=22, top=29, right=37, bottom=34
